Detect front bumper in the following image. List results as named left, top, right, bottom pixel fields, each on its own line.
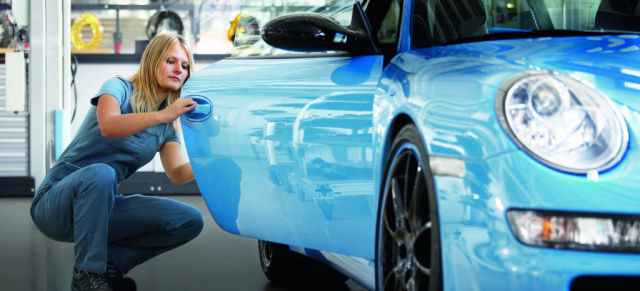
left=435, top=147, right=640, bottom=291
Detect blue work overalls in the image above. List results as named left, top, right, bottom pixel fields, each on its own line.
left=30, top=77, right=203, bottom=275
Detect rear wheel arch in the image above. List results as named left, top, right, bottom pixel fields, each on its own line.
left=388, top=114, right=414, bottom=147
left=377, top=114, right=414, bottom=188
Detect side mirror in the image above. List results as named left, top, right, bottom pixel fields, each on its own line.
left=261, top=3, right=379, bottom=55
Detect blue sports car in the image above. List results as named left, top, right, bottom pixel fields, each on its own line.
left=181, top=0, right=640, bottom=290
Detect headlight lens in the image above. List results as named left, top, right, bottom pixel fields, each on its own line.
left=496, top=71, right=629, bottom=174
left=508, top=209, right=640, bottom=253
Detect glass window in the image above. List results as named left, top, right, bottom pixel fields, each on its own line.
left=412, top=1, right=640, bottom=48
left=377, top=0, right=400, bottom=44
left=485, top=0, right=536, bottom=30
left=542, top=0, right=601, bottom=30
left=412, top=0, right=488, bottom=47
left=70, top=0, right=244, bottom=55
left=593, top=0, right=640, bottom=32
left=484, top=0, right=622, bottom=32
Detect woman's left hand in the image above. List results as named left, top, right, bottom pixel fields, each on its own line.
left=160, top=98, right=197, bottom=123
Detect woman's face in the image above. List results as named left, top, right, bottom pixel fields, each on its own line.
left=157, top=44, right=190, bottom=94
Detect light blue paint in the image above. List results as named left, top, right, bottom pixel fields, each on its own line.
left=181, top=1, right=640, bottom=289
left=181, top=55, right=383, bottom=259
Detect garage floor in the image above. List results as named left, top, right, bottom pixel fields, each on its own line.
left=0, top=195, right=368, bottom=291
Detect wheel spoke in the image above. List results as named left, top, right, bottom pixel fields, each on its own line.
left=393, top=262, right=408, bottom=291
left=383, top=269, right=394, bottom=290
left=383, top=193, right=406, bottom=243
left=408, top=162, right=424, bottom=226
left=415, top=260, right=432, bottom=277
left=383, top=263, right=406, bottom=291
left=391, top=177, right=408, bottom=232
left=412, top=180, right=430, bottom=234
left=260, top=241, right=273, bottom=268
left=407, top=277, right=417, bottom=291
left=411, top=262, right=432, bottom=291
left=416, top=220, right=432, bottom=237
left=404, top=153, right=416, bottom=209
left=412, top=255, right=432, bottom=291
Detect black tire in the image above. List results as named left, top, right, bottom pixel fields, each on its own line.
left=259, top=239, right=291, bottom=284
left=258, top=240, right=348, bottom=286
left=375, top=124, right=443, bottom=291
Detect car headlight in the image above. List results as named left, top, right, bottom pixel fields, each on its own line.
left=507, top=209, right=640, bottom=253
left=496, top=70, right=629, bottom=174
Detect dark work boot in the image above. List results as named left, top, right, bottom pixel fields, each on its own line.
left=105, top=261, right=137, bottom=291
left=105, top=276, right=137, bottom=291
left=71, top=268, right=112, bottom=291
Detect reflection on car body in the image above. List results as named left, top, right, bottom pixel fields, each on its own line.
left=291, top=93, right=374, bottom=220
left=181, top=0, right=640, bottom=290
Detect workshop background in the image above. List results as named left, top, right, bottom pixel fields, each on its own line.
left=0, top=0, right=367, bottom=290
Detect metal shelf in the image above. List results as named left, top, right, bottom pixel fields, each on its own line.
left=71, top=3, right=203, bottom=44
left=71, top=4, right=197, bottom=11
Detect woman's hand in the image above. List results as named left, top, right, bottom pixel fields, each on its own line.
left=159, top=98, right=197, bottom=123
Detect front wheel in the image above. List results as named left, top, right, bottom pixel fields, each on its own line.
left=375, top=124, right=443, bottom=291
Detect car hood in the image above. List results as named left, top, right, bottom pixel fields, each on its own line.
left=456, top=34, right=640, bottom=111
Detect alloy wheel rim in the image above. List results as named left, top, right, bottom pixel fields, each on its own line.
left=260, top=241, right=273, bottom=268
left=379, top=146, right=432, bottom=291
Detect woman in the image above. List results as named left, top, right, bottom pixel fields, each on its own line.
left=30, top=33, right=204, bottom=291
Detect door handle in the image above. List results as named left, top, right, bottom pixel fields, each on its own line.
left=184, top=95, right=213, bottom=122
left=192, top=104, right=212, bottom=115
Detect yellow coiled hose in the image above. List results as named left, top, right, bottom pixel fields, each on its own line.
left=71, top=12, right=103, bottom=50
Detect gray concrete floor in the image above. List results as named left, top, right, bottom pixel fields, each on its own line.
left=0, top=195, right=368, bottom=291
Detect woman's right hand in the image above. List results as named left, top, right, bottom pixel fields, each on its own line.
left=160, top=98, right=197, bottom=123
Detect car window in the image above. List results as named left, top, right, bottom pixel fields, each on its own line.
left=231, top=0, right=359, bottom=57
left=486, top=0, right=536, bottom=31
left=412, top=0, right=488, bottom=48
left=411, top=0, right=640, bottom=48
left=377, top=0, right=401, bottom=44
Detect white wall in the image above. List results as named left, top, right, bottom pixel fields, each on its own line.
left=11, top=0, right=29, bottom=27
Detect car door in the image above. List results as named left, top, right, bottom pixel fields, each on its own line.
left=180, top=0, right=384, bottom=258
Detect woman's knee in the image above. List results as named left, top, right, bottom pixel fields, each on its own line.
left=179, top=205, right=204, bottom=239
left=78, top=164, right=117, bottom=191
left=84, top=163, right=116, bottom=182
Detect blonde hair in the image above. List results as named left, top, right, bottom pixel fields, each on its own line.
left=128, top=33, right=195, bottom=130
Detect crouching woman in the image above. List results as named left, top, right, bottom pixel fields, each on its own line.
left=30, top=33, right=204, bottom=291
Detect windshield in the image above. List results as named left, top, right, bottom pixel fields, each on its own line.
left=415, top=0, right=640, bottom=47
left=488, top=0, right=640, bottom=32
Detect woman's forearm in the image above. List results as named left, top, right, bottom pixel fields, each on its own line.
left=170, top=162, right=195, bottom=185
left=97, top=95, right=195, bottom=138
left=99, top=111, right=167, bottom=138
